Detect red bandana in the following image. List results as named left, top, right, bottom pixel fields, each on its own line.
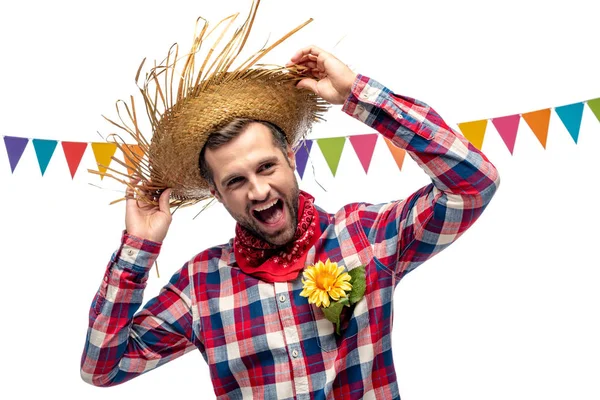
left=234, top=191, right=321, bottom=283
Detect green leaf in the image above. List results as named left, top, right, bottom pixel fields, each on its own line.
left=338, top=296, right=350, bottom=307
left=322, top=300, right=344, bottom=335
left=347, top=265, right=366, bottom=305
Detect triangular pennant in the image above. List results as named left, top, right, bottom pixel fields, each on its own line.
left=555, top=102, right=584, bottom=144
left=349, top=134, right=378, bottom=173
left=586, top=98, right=600, bottom=123
left=383, top=137, right=406, bottom=171
left=294, top=140, right=313, bottom=179
left=521, top=108, right=551, bottom=149
left=457, top=119, right=488, bottom=150
left=3, top=136, right=29, bottom=173
left=32, top=139, right=58, bottom=176
left=317, top=137, right=345, bottom=177
left=122, top=144, right=144, bottom=176
left=91, top=142, right=117, bottom=180
left=491, top=114, right=520, bottom=155
left=61, top=141, right=88, bottom=179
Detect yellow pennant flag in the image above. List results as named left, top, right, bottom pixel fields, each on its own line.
left=91, top=142, right=117, bottom=180
left=457, top=119, right=488, bottom=150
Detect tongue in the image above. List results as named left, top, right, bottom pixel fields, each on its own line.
left=257, top=204, right=283, bottom=224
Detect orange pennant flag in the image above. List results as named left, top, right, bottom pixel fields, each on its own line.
left=91, top=142, right=117, bottom=180
left=457, top=119, right=488, bottom=150
left=122, top=144, right=144, bottom=176
left=383, top=137, right=406, bottom=171
left=521, top=108, right=551, bottom=149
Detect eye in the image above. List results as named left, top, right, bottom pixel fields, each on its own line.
left=259, top=162, right=275, bottom=172
left=227, top=176, right=244, bottom=187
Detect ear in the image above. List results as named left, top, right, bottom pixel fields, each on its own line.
left=209, top=185, right=222, bottom=203
left=286, top=145, right=296, bottom=170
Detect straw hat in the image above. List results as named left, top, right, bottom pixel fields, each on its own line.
left=93, top=0, right=328, bottom=208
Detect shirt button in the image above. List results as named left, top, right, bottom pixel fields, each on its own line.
left=279, top=295, right=286, bottom=303
left=127, top=249, right=134, bottom=256
left=292, top=349, right=299, bottom=358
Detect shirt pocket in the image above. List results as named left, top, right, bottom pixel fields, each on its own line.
left=309, top=286, right=370, bottom=352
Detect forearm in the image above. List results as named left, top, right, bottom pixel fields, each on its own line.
left=81, top=233, right=194, bottom=386
left=345, top=75, right=500, bottom=276
left=343, top=75, right=499, bottom=199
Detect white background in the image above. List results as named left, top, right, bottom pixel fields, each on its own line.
left=1, top=0, right=599, bottom=399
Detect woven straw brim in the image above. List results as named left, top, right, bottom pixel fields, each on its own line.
left=150, top=70, right=324, bottom=200
left=91, top=1, right=329, bottom=209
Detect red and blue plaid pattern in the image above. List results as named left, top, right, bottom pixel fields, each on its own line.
left=81, top=75, right=500, bottom=399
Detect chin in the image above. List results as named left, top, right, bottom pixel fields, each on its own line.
left=265, top=228, right=295, bottom=247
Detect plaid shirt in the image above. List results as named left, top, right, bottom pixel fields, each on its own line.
left=81, top=75, right=500, bottom=399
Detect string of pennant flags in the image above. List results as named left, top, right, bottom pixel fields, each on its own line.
left=3, top=97, right=600, bottom=179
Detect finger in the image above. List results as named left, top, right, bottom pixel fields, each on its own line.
left=296, top=78, right=318, bottom=94
left=289, top=45, right=326, bottom=64
left=158, top=188, right=172, bottom=214
left=125, top=177, right=141, bottom=199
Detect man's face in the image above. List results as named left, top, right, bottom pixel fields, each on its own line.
left=206, top=122, right=299, bottom=246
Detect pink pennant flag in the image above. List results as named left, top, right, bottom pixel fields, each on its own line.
left=491, top=114, right=520, bottom=155
left=349, top=134, right=378, bottom=173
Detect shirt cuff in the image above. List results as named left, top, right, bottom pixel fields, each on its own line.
left=342, top=74, right=384, bottom=118
left=115, top=231, right=162, bottom=272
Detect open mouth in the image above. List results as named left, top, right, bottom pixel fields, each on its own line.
left=252, top=199, right=284, bottom=225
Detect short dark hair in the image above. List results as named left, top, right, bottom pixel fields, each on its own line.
left=199, top=118, right=289, bottom=187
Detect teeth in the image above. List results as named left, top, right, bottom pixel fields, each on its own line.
left=255, top=199, right=278, bottom=212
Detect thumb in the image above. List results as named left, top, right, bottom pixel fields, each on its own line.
left=296, top=78, right=318, bottom=94
left=158, top=188, right=172, bottom=214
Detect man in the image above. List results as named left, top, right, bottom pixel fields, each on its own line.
left=81, top=43, right=499, bottom=399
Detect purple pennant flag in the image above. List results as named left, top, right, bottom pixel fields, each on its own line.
left=294, top=140, right=313, bottom=179
left=3, top=136, right=30, bottom=173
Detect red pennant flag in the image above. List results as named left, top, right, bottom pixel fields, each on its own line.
left=61, top=142, right=88, bottom=179
left=383, top=137, right=406, bottom=171
left=491, top=114, right=520, bottom=155
left=349, top=134, right=378, bottom=173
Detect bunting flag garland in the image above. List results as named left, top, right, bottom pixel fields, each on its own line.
left=90, top=142, right=117, bottom=180
left=349, top=134, right=378, bottom=173
left=294, top=139, right=313, bottom=179
left=317, top=137, right=346, bottom=177
left=2, top=94, right=600, bottom=179
left=554, top=102, right=584, bottom=144
left=61, top=142, right=88, bottom=179
left=491, top=115, right=520, bottom=155
left=122, top=144, right=144, bottom=176
left=588, top=98, right=600, bottom=122
left=32, top=139, right=58, bottom=176
left=521, top=108, right=551, bottom=149
left=3, top=136, right=29, bottom=173
left=383, top=137, right=407, bottom=171
left=457, top=119, right=488, bottom=150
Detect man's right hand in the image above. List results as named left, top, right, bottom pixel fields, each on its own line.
left=125, top=184, right=173, bottom=243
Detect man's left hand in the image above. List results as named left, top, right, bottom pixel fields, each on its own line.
left=287, top=46, right=357, bottom=105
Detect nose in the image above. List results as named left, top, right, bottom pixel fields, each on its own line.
left=248, top=176, right=270, bottom=202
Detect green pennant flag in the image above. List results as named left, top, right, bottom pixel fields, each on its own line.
left=587, top=98, right=600, bottom=123
left=317, top=137, right=346, bottom=177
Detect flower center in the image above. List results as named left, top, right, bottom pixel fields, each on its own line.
left=316, top=273, right=336, bottom=292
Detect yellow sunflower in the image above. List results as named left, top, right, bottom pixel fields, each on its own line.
left=300, top=259, right=353, bottom=308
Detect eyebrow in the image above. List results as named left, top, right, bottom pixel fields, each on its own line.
left=220, top=156, right=280, bottom=187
